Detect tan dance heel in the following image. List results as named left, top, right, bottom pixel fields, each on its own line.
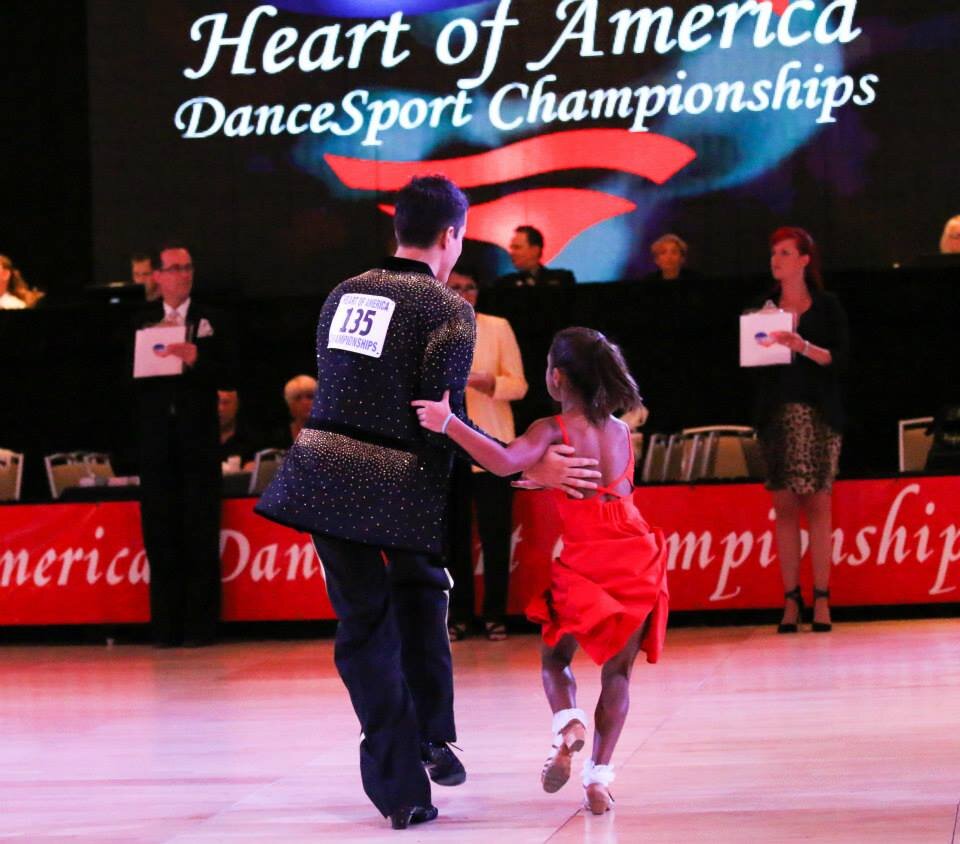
left=584, top=783, right=615, bottom=814
left=582, top=760, right=615, bottom=814
left=540, top=708, right=587, bottom=793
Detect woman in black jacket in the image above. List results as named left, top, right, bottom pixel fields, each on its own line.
left=754, top=227, right=849, bottom=633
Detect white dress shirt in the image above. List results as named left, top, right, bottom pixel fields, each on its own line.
left=163, top=298, right=191, bottom=325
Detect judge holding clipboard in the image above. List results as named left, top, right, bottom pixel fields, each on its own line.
left=745, top=228, right=850, bottom=635
left=133, top=243, right=234, bottom=648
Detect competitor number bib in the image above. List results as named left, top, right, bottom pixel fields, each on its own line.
left=327, top=293, right=396, bottom=359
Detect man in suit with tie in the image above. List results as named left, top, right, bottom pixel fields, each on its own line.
left=135, top=243, right=232, bottom=648
left=496, top=225, right=576, bottom=288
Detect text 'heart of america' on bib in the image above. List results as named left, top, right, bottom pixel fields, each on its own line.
left=327, top=293, right=396, bottom=359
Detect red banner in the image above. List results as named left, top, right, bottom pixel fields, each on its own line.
left=510, top=477, right=960, bottom=612
left=219, top=499, right=334, bottom=621
left=2, top=477, right=960, bottom=626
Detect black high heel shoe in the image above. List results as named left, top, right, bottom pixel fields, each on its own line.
left=811, top=587, right=832, bottom=632
left=777, top=586, right=804, bottom=634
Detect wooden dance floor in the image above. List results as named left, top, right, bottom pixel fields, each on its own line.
left=3, top=619, right=959, bottom=843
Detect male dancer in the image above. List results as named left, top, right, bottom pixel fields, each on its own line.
left=256, top=176, right=599, bottom=830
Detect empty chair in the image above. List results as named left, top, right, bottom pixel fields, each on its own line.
left=683, top=425, right=762, bottom=480
left=249, top=448, right=287, bottom=495
left=82, top=452, right=115, bottom=481
left=0, top=449, right=24, bottom=502
left=44, top=452, right=92, bottom=499
left=663, top=432, right=704, bottom=482
left=662, top=434, right=684, bottom=481
left=898, top=417, right=934, bottom=473
left=640, top=433, right=669, bottom=483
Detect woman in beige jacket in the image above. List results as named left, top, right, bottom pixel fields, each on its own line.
left=446, top=267, right=528, bottom=641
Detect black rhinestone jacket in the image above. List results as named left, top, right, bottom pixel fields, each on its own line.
left=255, top=257, right=483, bottom=555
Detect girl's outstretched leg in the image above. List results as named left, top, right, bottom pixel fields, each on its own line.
left=540, top=635, right=586, bottom=793
left=583, top=623, right=648, bottom=813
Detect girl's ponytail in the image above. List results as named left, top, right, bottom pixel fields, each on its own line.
left=593, top=335, right=642, bottom=423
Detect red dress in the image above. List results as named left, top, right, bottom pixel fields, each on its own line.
left=526, top=417, right=669, bottom=666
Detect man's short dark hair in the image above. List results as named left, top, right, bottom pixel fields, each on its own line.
left=152, top=241, right=192, bottom=268
left=131, top=251, right=151, bottom=264
left=515, top=225, right=544, bottom=250
left=394, top=176, right=469, bottom=248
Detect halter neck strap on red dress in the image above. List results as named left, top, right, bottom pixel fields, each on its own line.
left=554, top=415, right=634, bottom=498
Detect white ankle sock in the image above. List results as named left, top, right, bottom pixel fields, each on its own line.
left=582, top=759, right=615, bottom=786
left=551, top=707, right=587, bottom=740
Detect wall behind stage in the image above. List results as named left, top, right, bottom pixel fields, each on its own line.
left=0, top=1, right=92, bottom=294
left=86, top=1, right=960, bottom=295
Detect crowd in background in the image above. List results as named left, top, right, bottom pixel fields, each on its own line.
left=9, top=211, right=960, bottom=641
left=217, top=375, right=317, bottom=470
left=3, top=214, right=957, bottom=313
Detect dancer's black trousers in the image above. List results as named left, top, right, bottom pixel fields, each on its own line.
left=311, top=533, right=455, bottom=816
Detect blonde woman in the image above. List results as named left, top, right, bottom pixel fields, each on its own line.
left=282, top=374, right=318, bottom=445
left=641, top=234, right=698, bottom=282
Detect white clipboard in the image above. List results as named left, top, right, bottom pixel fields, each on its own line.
left=739, top=307, right=795, bottom=367
left=134, top=325, right=186, bottom=378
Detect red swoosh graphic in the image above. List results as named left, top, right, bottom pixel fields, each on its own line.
left=380, top=188, right=636, bottom=265
left=326, top=129, right=695, bottom=191
left=769, top=0, right=789, bottom=14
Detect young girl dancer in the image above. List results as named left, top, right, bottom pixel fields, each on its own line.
left=413, top=327, right=668, bottom=814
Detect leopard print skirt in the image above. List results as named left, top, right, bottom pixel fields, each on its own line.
left=760, top=402, right=842, bottom=495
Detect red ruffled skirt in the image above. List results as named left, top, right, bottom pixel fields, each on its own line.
left=526, top=491, right=669, bottom=666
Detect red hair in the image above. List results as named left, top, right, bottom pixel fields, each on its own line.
left=769, top=226, right=823, bottom=291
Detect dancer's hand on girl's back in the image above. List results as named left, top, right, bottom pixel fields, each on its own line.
left=411, top=390, right=452, bottom=432
left=519, top=445, right=601, bottom=499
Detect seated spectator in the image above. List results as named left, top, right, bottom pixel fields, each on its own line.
left=496, top=225, right=576, bottom=288
left=131, top=251, right=160, bottom=300
left=0, top=254, right=44, bottom=308
left=218, top=389, right=259, bottom=470
left=640, top=234, right=699, bottom=282
left=940, top=215, right=960, bottom=254
left=278, top=374, right=317, bottom=446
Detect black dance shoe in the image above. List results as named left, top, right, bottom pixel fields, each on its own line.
left=389, top=804, right=438, bottom=830
left=777, top=586, right=805, bottom=634
left=421, top=741, right=466, bottom=786
left=811, top=587, right=833, bottom=632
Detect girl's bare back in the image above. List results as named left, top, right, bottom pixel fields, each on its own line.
left=550, top=415, right=633, bottom=499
